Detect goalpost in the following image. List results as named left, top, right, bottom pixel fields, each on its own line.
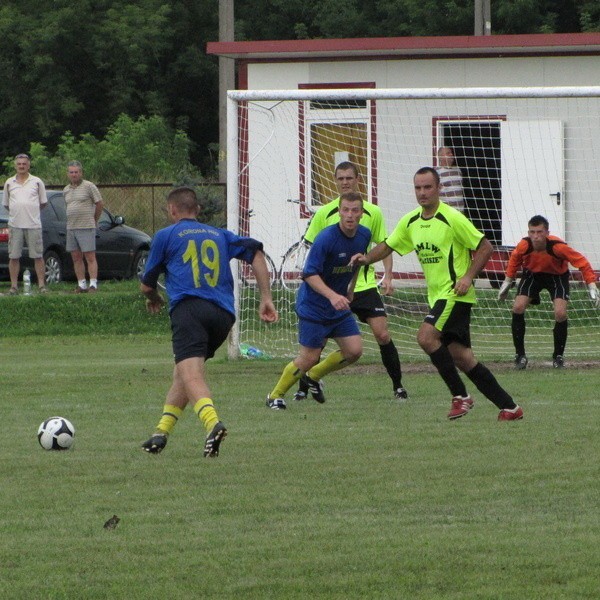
left=227, top=86, right=600, bottom=365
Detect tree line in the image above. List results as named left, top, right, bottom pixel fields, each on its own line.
left=0, top=0, right=597, bottom=183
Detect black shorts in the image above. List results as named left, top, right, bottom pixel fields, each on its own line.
left=351, top=287, right=387, bottom=323
left=170, top=297, right=234, bottom=363
left=424, top=299, right=472, bottom=348
left=516, top=271, right=570, bottom=305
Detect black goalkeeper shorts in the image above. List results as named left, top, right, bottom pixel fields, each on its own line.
left=516, top=271, right=570, bottom=305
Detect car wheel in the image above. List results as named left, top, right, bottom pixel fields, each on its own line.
left=44, top=250, right=63, bottom=285
left=132, top=250, right=148, bottom=280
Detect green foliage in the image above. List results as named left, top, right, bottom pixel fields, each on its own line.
left=0, top=0, right=597, bottom=180
left=0, top=0, right=217, bottom=171
left=1, top=114, right=201, bottom=185
left=2, top=337, right=600, bottom=597
left=235, top=0, right=598, bottom=39
left=579, top=0, right=600, bottom=31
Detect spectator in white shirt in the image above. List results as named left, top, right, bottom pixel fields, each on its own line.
left=2, top=154, right=48, bottom=294
left=436, top=147, right=465, bottom=213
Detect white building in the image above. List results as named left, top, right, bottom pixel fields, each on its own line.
left=208, top=33, right=600, bottom=277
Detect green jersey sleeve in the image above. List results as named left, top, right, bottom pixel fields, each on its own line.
left=303, top=199, right=339, bottom=244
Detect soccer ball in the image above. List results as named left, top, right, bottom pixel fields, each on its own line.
left=37, top=417, right=75, bottom=451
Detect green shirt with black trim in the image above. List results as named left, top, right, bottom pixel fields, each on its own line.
left=386, top=202, right=484, bottom=307
left=304, top=197, right=385, bottom=293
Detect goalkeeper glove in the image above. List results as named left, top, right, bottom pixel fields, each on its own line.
left=497, top=277, right=514, bottom=301
left=588, top=282, right=600, bottom=308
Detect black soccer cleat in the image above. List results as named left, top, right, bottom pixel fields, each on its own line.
left=266, top=395, right=287, bottom=410
left=204, top=421, right=227, bottom=458
left=301, top=374, right=326, bottom=403
left=514, top=354, right=528, bottom=370
left=142, top=433, right=168, bottom=454
left=394, top=387, right=409, bottom=400
left=552, top=355, right=564, bottom=369
left=293, top=376, right=309, bottom=401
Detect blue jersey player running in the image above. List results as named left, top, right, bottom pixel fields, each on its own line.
left=140, top=186, right=278, bottom=456
left=267, top=192, right=371, bottom=410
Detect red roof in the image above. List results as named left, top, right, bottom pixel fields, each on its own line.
left=207, top=33, right=600, bottom=61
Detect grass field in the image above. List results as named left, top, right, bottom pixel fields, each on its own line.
left=2, top=329, right=599, bottom=599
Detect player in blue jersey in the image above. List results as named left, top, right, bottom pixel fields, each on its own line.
left=140, top=186, right=278, bottom=456
left=266, top=192, right=370, bottom=409
left=352, top=168, right=523, bottom=421
left=294, top=161, right=407, bottom=402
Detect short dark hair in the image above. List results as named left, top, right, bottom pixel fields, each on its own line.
left=339, top=191, right=363, bottom=206
left=528, top=215, right=549, bottom=229
left=167, top=186, right=199, bottom=213
left=334, top=161, right=359, bottom=178
left=415, top=166, right=440, bottom=185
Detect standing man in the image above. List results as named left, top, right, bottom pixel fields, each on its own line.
left=352, top=167, right=523, bottom=421
left=267, top=192, right=369, bottom=410
left=498, top=214, right=599, bottom=369
left=63, top=161, right=104, bottom=293
left=294, top=161, right=407, bottom=401
left=436, top=147, right=465, bottom=212
left=2, top=153, right=48, bottom=293
left=141, top=186, right=278, bottom=457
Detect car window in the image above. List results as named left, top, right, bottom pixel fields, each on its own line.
left=98, top=210, right=111, bottom=226
left=49, top=194, right=67, bottom=221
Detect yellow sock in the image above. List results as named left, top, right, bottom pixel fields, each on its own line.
left=270, top=361, right=302, bottom=398
left=308, top=350, right=348, bottom=380
left=193, top=398, right=219, bottom=433
left=156, top=404, right=184, bottom=435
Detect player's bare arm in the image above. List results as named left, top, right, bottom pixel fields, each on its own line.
left=346, top=266, right=361, bottom=303
left=455, top=237, right=493, bottom=296
left=140, top=282, right=165, bottom=314
left=380, top=253, right=394, bottom=295
left=349, top=241, right=393, bottom=268
left=251, top=251, right=279, bottom=323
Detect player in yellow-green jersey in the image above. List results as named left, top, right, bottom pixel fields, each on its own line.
left=294, top=161, right=407, bottom=402
left=351, top=167, right=523, bottom=422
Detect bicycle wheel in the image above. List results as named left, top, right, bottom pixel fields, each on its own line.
left=280, top=240, right=310, bottom=291
left=240, top=251, right=278, bottom=288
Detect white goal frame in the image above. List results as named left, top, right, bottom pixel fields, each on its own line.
left=226, top=86, right=600, bottom=362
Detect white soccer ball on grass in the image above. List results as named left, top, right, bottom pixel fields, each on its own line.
left=37, top=417, right=75, bottom=451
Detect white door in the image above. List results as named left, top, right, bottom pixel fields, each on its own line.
left=501, top=120, right=564, bottom=245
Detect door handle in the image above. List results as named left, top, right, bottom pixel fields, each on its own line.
left=550, top=191, right=561, bottom=206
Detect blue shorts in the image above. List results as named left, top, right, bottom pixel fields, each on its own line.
left=298, top=314, right=360, bottom=349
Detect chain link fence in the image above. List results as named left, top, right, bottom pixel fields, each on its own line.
left=48, top=183, right=226, bottom=236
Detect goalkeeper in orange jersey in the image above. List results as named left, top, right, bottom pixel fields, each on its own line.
left=498, top=214, right=600, bottom=369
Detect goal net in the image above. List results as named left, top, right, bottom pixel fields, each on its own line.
left=227, top=87, right=600, bottom=365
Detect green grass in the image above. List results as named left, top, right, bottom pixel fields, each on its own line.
left=1, top=334, right=598, bottom=599
left=0, top=280, right=170, bottom=336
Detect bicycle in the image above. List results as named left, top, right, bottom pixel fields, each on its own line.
left=277, top=198, right=390, bottom=291
left=278, top=198, right=316, bottom=291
